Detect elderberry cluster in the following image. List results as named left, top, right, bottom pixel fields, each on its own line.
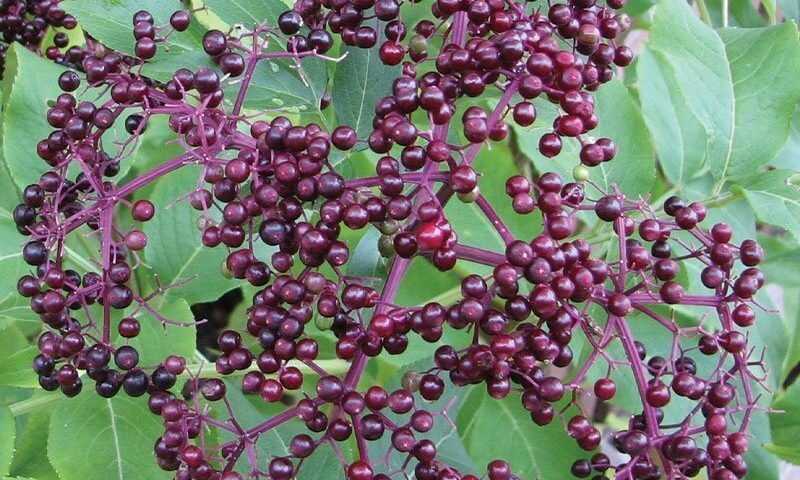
left=13, top=1, right=769, bottom=479
left=0, top=0, right=83, bottom=75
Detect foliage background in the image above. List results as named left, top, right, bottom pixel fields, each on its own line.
left=0, top=0, right=799, bottom=479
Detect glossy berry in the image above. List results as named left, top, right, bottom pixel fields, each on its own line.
left=594, top=378, right=616, bottom=401
left=170, top=11, right=191, bottom=31
left=132, top=200, right=155, bottom=221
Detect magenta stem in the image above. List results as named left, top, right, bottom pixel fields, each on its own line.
left=243, top=405, right=302, bottom=437
left=61, top=148, right=219, bottom=235
left=569, top=317, right=616, bottom=388
left=452, top=243, right=506, bottom=266
left=628, top=292, right=722, bottom=307
left=630, top=304, right=678, bottom=334
left=474, top=193, right=515, bottom=245
left=345, top=172, right=448, bottom=189
left=461, top=78, right=520, bottom=167
left=344, top=256, right=411, bottom=391
left=613, top=316, right=661, bottom=439
left=100, top=206, right=114, bottom=344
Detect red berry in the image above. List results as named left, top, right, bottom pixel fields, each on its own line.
left=594, top=378, right=616, bottom=401
left=415, top=223, right=446, bottom=251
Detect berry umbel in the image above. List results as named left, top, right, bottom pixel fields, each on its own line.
left=14, top=2, right=767, bottom=480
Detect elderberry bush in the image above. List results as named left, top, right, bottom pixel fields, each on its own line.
left=5, top=0, right=800, bottom=480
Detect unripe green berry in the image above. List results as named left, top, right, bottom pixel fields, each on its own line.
left=379, top=235, right=395, bottom=258
left=457, top=187, right=480, bottom=203
left=314, top=314, right=334, bottom=330
left=220, top=260, right=232, bottom=279
left=409, top=34, right=428, bottom=56
left=573, top=165, right=590, bottom=182
left=378, top=220, right=401, bottom=235
left=401, top=371, right=420, bottom=392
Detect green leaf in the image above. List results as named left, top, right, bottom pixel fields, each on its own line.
left=778, top=286, right=800, bottom=383
left=515, top=80, right=655, bottom=198
left=445, top=202, right=504, bottom=253
left=0, top=119, right=19, bottom=213
left=457, top=389, right=584, bottom=479
left=0, top=164, right=19, bottom=216
left=781, top=0, right=800, bottom=19
left=637, top=1, right=800, bottom=188
left=61, top=0, right=214, bottom=83
left=136, top=145, right=277, bottom=307
left=745, top=407, right=781, bottom=479
left=0, top=324, right=37, bottom=389
left=682, top=173, right=758, bottom=239
left=48, top=394, right=165, bottom=480
left=771, top=381, right=800, bottom=464
left=759, top=234, right=800, bottom=288
left=766, top=442, right=800, bottom=464
left=332, top=43, right=401, bottom=139
left=0, top=406, right=13, bottom=476
left=718, top=23, right=800, bottom=180
left=347, top=229, right=385, bottom=278
left=0, top=216, right=42, bottom=329
left=40, top=22, right=86, bottom=55
left=437, top=141, right=542, bottom=260
left=295, top=448, right=347, bottom=480
left=706, top=0, right=769, bottom=26
left=394, top=258, right=461, bottom=306
left=733, top=169, right=800, bottom=241
left=199, top=0, right=286, bottom=26
left=117, top=115, right=186, bottom=181
left=398, top=0, right=437, bottom=28
left=0, top=387, right=30, bottom=410
left=772, top=106, right=800, bottom=171
left=194, top=0, right=329, bottom=114
left=140, top=165, right=238, bottom=305
left=750, top=293, right=790, bottom=390
left=636, top=0, right=729, bottom=188
left=588, top=80, right=656, bottom=198
left=0, top=45, right=68, bottom=191
left=706, top=199, right=757, bottom=242
left=10, top=410, right=60, bottom=480
left=243, top=57, right=329, bottom=115
left=622, top=0, right=656, bottom=17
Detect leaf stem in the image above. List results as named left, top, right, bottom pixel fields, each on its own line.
left=722, top=0, right=729, bottom=27
left=695, top=0, right=712, bottom=25
left=702, top=190, right=741, bottom=208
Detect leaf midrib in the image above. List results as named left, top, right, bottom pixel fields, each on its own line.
left=106, top=399, right=125, bottom=480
